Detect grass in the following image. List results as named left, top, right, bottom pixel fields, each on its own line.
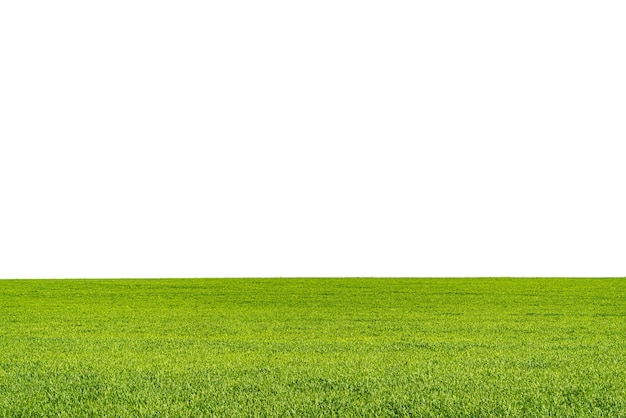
left=0, top=278, right=624, bottom=417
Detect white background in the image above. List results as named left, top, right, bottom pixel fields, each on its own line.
left=1, top=1, right=624, bottom=278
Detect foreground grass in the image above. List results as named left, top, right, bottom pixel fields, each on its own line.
left=0, top=278, right=624, bottom=417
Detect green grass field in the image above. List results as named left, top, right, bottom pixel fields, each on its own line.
left=0, top=278, right=624, bottom=417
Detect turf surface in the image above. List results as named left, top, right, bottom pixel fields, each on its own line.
left=0, top=278, right=624, bottom=417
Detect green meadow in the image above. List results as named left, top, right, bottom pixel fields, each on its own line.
left=0, top=278, right=624, bottom=417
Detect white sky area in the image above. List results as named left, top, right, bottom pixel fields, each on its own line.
left=1, top=1, right=625, bottom=278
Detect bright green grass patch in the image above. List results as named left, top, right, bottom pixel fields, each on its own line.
left=0, top=278, right=624, bottom=417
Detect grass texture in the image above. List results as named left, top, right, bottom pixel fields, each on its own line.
left=0, top=278, right=624, bottom=417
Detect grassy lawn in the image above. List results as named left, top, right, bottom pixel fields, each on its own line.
left=0, top=278, right=624, bottom=417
